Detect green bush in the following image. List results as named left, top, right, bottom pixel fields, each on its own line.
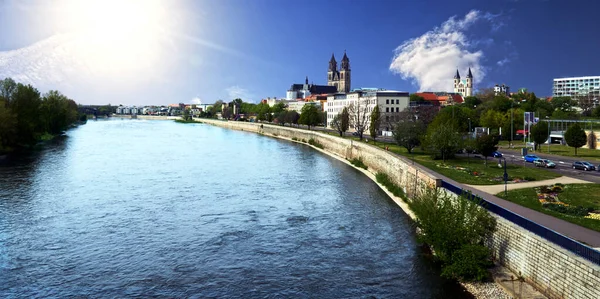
left=302, top=139, right=307, bottom=143
left=375, top=173, right=404, bottom=198
left=308, top=138, right=324, bottom=149
left=442, top=244, right=493, bottom=282
left=410, top=189, right=497, bottom=282
left=349, top=158, right=368, bottom=170
left=291, top=137, right=298, bottom=141
left=524, top=176, right=536, bottom=182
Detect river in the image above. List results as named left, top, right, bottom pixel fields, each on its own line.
left=0, top=119, right=471, bottom=298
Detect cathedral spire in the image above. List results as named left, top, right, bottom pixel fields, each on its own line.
left=341, top=51, right=350, bottom=71
left=328, top=53, right=337, bottom=72
left=467, top=67, right=473, bottom=78
left=454, top=69, right=460, bottom=79
left=305, top=76, right=309, bottom=85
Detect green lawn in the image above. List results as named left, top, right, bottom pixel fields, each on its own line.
left=322, top=132, right=560, bottom=185
left=498, top=140, right=600, bottom=162
left=497, top=184, right=600, bottom=233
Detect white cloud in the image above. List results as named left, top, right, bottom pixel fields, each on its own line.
left=497, top=58, right=510, bottom=66
left=226, top=85, right=253, bottom=102
left=389, top=10, right=501, bottom=92
left=190, top=96, right=202, bottom=104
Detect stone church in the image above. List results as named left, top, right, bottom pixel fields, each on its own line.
left=327, top=52, right=351, bottom=93
left=453, top=68, right=473, bottom=97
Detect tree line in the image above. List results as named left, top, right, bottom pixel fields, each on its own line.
left=0, top=78, right=83, bottom=154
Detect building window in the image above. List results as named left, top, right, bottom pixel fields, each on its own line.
left=386, top=107, right=389, bottom=112
left=386, top=99, right=389, bottom=104
left=396, top=107, right=399, bottom=112
left=396, top=99, right=399, bottom=104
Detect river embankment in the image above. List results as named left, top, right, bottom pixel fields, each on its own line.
left=196, top=119, right=520, bottom=299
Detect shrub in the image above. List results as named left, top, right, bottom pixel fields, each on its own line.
left=375, top=173, right=404, bottom=198
left=302, top=139, right=307, bottom=143
left=410, top=189, right=497, bottom=282
left=308, top=138, right=324, bottom=149
left=291, top=137, right=298, bottom=141
left=524, top=176, right=535, bottom=182
left=441, top=244, right=493, bottom=282
left=349, top=158, right=368, bottom=170
left=551, top=186, right=563, bottom=193
left=272, top=133, right=278, bottom=137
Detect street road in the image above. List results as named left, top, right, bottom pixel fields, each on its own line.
left=466, top=148, right=600, bottom=184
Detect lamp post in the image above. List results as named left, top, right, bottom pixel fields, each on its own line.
left=546, top=116, right=550, bottom=153
left=510, top=100, right=514, bottom=144
left=468, top=118, right=471, bottom=138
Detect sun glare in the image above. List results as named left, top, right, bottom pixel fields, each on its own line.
left=58, top=0, right=171, bottom=77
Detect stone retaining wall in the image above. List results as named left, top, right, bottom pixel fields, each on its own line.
left=199, top=119, right=600, bottom=299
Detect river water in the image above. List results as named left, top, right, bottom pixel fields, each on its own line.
left=0, top=119, right=470, bottom=298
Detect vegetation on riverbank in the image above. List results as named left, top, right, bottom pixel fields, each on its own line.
left=497, top=184, right=600, bottom=232
left=349, top=158, right=368, bottom=170
left=375, top=173, right=404, bottom=198
left=0, top=78, right=84, bottom=154
left=410, top=189, right=497, bottom=282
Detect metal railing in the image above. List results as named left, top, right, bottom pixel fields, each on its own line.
left=441, top=180, right=600, bottom=265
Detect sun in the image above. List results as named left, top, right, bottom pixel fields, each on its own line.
left=58, top=0, right=171, bottom=77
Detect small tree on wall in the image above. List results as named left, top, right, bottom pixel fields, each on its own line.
left=564, top=124, right=587, bottom=155
left=530, top=121, right=549, bottom=151
left=369, top=105, right=381, bottom=143
left=474, top=134, right=499, bottom=167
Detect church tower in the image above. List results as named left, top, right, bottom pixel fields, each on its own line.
left=466, top=67, right=473, bottom=97
left=454, top=69, right=460, bottom=91
left=339, top=51, right=351, bottom=93
left=327, top=54, right=338, bottom=89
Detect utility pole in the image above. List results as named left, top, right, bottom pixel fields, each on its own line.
left=510, top=100, right=513, bottom=144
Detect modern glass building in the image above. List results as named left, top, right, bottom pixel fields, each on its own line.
left=552, top=76, right=600, bottom=97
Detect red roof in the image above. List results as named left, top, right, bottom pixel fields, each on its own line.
left=414, top=92, right=440, bottom=101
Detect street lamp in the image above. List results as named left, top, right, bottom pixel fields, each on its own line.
left=468, top=118, right=471, bottom=138
left=510, top=100, right=514, bottom=145
left=546, top=116, right=550, bottom=153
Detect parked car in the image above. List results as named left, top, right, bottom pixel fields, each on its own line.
left=524, top=154, right=540, bottom=163
left=572, top=161, right=596, bottom=171
left=534, top=159, right=556, bottom=168
left=492, top=151, right=503, bottom=158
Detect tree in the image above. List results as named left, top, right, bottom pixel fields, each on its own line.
left=551, top=96, right=577, bottom=112
left=530, top=121, right=549, bottom=151
left=564, top=124, right=587, bottom=155
left=347, top=97, right=371, bottom=141
left=182, top=108, right=191, bottom=121
left=424, top=121, right=463, bottom=161
left=463, top=96, right=481, bottom=109
left=393, top=112, right=426, bottom=153
left=221, top=106, right=231, bottom=119
left=11, top=83, right=43, bottom=146
left=276, top=111, right=288, bottom=126
left=271, top=102, right=286, bottom=114
left=474, top=134, right=499, bottom=166
left=255, top=102, right=271, bottom=121
left=213, top=100, right=224, bottom=113
left=369, top=105, right=381, bottom=143
left=285, top=110, right=300, bottom=126
left=299, top=104, right=320, bottom=129
left=0, top=99, right=17, bottom=152
left=479, top=110, right=504, bottom=133
left=587, top=131, right=597, bottom=150
left=0, top=77, right=17, bottom=105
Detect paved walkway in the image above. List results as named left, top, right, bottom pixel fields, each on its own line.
left=465, top=176, right=591, bottom=194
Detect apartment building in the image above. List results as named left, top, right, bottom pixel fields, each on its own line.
left=553, top=76, right=600, bottom=97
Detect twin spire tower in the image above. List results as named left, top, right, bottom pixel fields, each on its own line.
left=327, top=52, right=351, bottom=93
left=453, top=68, right=473, bottom=97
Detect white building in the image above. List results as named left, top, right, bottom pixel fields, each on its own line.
left=325, top=88, right=409, bottom=135
left=553, top=76, right=600, bottom=97
left=494, top=84, right=510, bottom=96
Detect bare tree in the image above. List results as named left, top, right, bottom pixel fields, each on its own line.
left=575, top=92, right=596, bottom=116
left=347, top=96, right=371, bottom=141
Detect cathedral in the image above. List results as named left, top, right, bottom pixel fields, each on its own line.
left=327, top=52, right=351, bottom=93
left=453, top=68, right=473, bottom=97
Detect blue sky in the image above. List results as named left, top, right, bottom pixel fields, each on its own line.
left=1, top=0, right=599, bottom=105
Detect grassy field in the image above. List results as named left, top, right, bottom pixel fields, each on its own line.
left=323, top=132, right=560, bottom=185
left=498, top=140, right=600, bottom=162
left=497, top=184, right=600, bottom=233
